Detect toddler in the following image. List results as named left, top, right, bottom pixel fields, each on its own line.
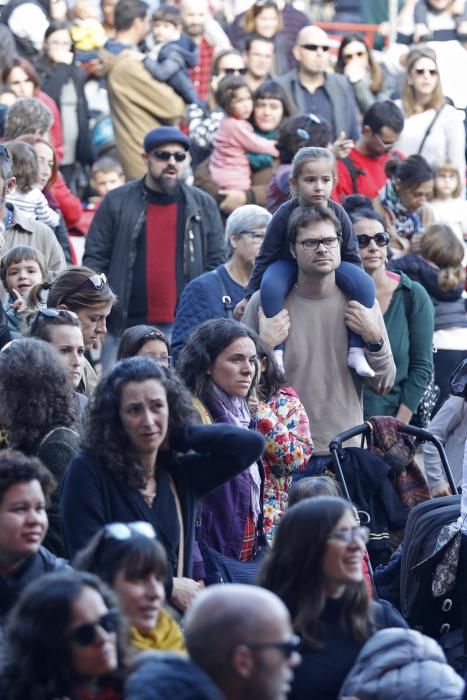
left=91, top=156, right=125, bottom=199
left=209, top=75, right=279, bottom=192
left=428, top=162, right=467, bottom=254
left=144, top=5, right=202, bottom=107
left=1, top=246, right=48, bottom=337
left=70, top=0, right=107, bottom=53
left=6, top=141, right=60, bottom=231
left=414, top=0, right=467, bottom=41
left=245, top=146, right=376, bottom=377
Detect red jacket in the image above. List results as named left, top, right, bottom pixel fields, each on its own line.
left=52, top=173, right=83, bottom=228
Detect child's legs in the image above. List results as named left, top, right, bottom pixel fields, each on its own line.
left=336, top=262, right=376, bottom=348
left=260, top=260, right=297, bottom=352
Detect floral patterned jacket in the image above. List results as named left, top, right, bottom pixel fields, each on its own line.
left=255, top=387, right=313, bottom=541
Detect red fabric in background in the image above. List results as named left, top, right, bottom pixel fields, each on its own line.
left=146, top=202, right=178, bottom=323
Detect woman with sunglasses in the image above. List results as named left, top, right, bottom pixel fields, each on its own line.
left=60, top=357, right=265, bottom=612
left=259, top=496, right=407, bottom=700
left=29, top=266, right=116, bottom=395
left=0, top=569, right=126, bottom=700
left=117, top=325, right=172, bottom=368
left=393, top=46, right=465, bottom=194
left=0, top=338, right=80, bottom=556
left=335, top=34, right=394, bottom=115
left=75, top=522, right=185, bottom=655
left=344, top=195, right=434, bottom=424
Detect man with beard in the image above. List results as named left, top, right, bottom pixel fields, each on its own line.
left=83, top=126, right=225, bottom=337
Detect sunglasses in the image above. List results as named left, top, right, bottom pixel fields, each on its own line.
left=64, top=272, right=108, bottom=300
left=68, top=609, right=119, bottom=647
left=343, top=50, right=365, bottom=62
left=300, top=44, right=329, bottom=52
left=151, top=150, right=187, bottom=162
left=296, top=112, right=321, bottom=140
left=246, top=634, right=301, bottom=659
left=328, top=526, right=370, bottom=545
left=414, top=68, right=438, bottom=76
left=223, top=67, right=247, bottom=75
left=357, top=232, right=390, bottom=248
left=29, top=308, right=79, bottom=335
left=103, top=521, right=156, bottom=541
left=373, top=133, right=396, bottom=150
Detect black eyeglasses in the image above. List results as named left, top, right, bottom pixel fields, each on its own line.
left=103, top=521, right=156, bottom=541
left=414, top=67, right=438, bottom=76
left=63, top=273, right=108, bottom=300
left=29, top=308, right=79, bottom=335
left=343, top=50, right=365, bottom=62
left=300, top=44, right=330, bottom=52
left=68, top=609, right=119, bottom=647
left=296, top=112, right=321, bottom=139
left=223, top=67, right=247, bottom=75
left=357, top=232, right=390, bottom=248
left=151, top=150, right=187, bottom=162
left=246, top=634, right=301, bottom=659
left=236, top=230, right=266, bottom=241
left=297, top=237, right=340, bottom=251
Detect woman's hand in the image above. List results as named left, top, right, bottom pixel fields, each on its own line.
left=170, top=577, right=201, bottom=611
left=48, top=48, right=74, bottom=65
left=344, top=62, right=367, bottom=84
left=234, top=297, right=249, bottom=320
left=219, top=189, right=247, bottom=213
left=395, top=403, right=413, bottom=423
left=344, top=301, right=382, bottom=344
left=431, top=482, right=452, bottom=498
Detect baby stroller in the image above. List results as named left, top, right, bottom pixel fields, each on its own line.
left=329, top=419, right=464, bottom=671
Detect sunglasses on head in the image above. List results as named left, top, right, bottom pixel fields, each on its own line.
left=414, top=67, right=437, bottom=76
left=357, top=232, right=390, bottom=248
left=103, top=521, right=156, bottom=541
left=343, top=50, right=365, bottom=62
left=223, top=67, right=247, bottom=75
left=296, top=112, right=321, bottom=140
left=29, top=308, right=79, bottom=335
left=64, top=273, right=108, bottom=300
left=151, top=150, right=187, bottom=162
left=300, top=43, right=329, bottom=52
left=68, top=608, right=119, bottom=647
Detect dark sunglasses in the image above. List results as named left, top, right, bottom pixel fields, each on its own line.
left=414, top=68, right=438, bottom=76
left=223, top=67, right=247, bottom=75
left=151, top=150, right=187, bottom=162
left=29, top=308, right=78, bottom=335
left=246, top=634, right=301, bottom=659
left=300, top=44, right=329, bottom=52
left=68, top=609, right=119, bottom=647
left=357, top=232, right=390, bottom=248
left=343, top=50, right=365, bottom=62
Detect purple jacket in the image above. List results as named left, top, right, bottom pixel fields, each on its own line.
left=198, top=397, right=265, bottom=559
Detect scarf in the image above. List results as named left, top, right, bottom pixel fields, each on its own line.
left=379, top=180, right=422, bottom=240
left=207, top=383, right=262, bottom=524
left=131, top=608, right=186, bottom=653
left=247, top=128, right=278, bottom=172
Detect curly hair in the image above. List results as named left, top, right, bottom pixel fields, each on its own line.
left=0, top=338, right=77, bottom=453
left=0, top=570, right=126, bottom=700
left=258, top=496, right=372, bottom=647
left=0, top=449, right=56, bottom=506
left=4, top=97, right=53, bottom=140
left=82, top=357, right=197, bottom=489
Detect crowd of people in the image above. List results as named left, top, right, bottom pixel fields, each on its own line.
left=0, top=0, right=466, bottom=698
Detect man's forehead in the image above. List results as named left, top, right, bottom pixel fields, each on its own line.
left=296, top=221, right=336, bottom=239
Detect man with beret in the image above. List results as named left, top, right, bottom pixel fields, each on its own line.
left=83, top=126, right=225, bottom=339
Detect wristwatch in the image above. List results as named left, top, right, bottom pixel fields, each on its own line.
left=365, top=338, right=384, bottom=353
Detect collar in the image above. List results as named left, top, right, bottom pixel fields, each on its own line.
left=5, top=203, right=35, bottom=233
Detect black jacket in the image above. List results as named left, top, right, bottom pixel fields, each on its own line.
left=83, top=178, right=226, bottom=331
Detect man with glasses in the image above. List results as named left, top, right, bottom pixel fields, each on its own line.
left=126, top=584, right=301, bottom=700
left=243, top=205, right=395, bottom=476
left=335, top=101, right=405, bottom=201
left=84, top=126, right=225, bottom=339
left=278, top=25, right=360, bottom=143
left=243, top=34, right=275, bottom=92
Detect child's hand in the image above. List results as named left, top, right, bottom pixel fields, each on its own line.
left=10, top=289, right=27, bottom=313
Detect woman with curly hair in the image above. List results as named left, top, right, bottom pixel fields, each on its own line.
left=0, top=569, right=126, bottom=700
left=259, top=496, right=406, bottom=700
left=60, top=357, right=264, bottom=613
left=0, top=337, right=79, bottom=556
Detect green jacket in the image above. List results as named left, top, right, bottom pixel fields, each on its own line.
left=364, top=272, right=434, bottom=419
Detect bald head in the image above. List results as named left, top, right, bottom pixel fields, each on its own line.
left=180, top=0, right=208, bottom=37
left=296, top=25, right=331, bottom=48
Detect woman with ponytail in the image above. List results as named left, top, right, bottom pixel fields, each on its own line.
left=28, top=266, right=116, bottom=395
left=390, top=223, right=467, bottom=409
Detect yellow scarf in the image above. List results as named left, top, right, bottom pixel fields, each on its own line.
left=131, top=608, right=186, bottom=653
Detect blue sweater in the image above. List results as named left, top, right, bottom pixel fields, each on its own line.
left=172, top=264, right=244, bottom=358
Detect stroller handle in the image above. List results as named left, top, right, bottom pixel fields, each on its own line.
left=399, top=424, right=457, bottom=495
left=328, top=423, right=370, bottom=452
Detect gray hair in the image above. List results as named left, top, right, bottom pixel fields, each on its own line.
left=0, top=149, right=13, bottom=182
left=4, top=98, right=54, bottom=140
left=291, top=146, right=335, bottom=180
left=224, top=204, right=272, bottom=246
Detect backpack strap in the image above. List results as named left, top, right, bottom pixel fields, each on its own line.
left=342, top=157, right=366, bottom=194
left=417, top=105, right=445, bottom=155
left=214, top=268, right=234, bottom=319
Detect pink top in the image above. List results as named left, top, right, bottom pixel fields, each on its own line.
left=209, top=116, right=278, bottom=191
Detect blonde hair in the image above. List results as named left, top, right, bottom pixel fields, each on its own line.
left=420, top=223, right=466, bottom=292
left=243, top=1, right=282, bottom=34
left=402, top=47, right=444, bottom=117
left=434, top=162, right=462, bottom=199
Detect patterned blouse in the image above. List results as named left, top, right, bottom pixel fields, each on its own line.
left=256, top=387, right=314, bottom=541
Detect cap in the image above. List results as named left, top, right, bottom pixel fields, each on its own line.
left=143, top=126, right=190, bottom=154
